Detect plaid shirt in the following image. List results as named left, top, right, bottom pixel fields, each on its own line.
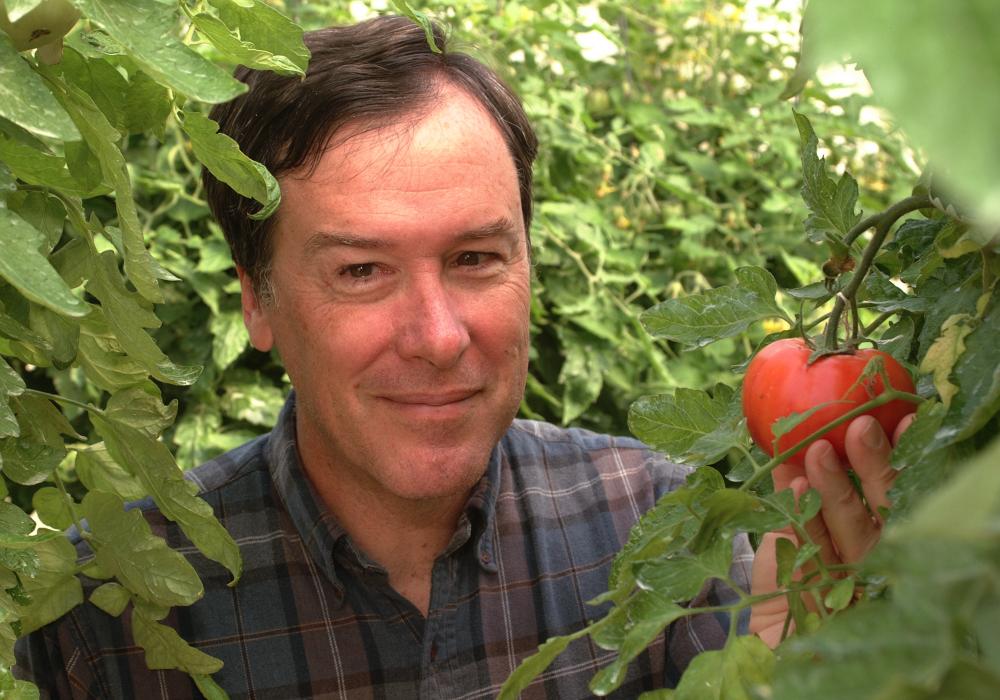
left=16, top=396, right=752, bottom=699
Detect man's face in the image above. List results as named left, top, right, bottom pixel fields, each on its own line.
left=240, top=84, right=531, bottom=508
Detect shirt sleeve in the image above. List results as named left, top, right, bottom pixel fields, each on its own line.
left=13, top=615, right=97, bottom=699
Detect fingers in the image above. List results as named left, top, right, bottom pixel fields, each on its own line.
left=771, top=461, right=807, bottom=495
left=790, top=475, right=839, bottom=568
left=843, top=416, right=896, bottom=516
left=749, top=531, right=795, bottom=647
left=803, top=439, right=881, bottom=562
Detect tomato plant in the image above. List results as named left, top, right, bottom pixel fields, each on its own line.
left=742, top=338, right=916, bottom=467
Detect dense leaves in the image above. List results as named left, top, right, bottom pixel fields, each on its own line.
left=0, top=0, right=306, bottom=692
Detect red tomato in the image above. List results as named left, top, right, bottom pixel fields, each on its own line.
left=742, top=338, right=915, bottom=467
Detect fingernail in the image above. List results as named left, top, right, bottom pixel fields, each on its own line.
left=862, top=417, right=885, bottom=449
left=818, top=442, right=840, bottom=471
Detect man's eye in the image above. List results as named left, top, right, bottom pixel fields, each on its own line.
left=456, top=252, right=489, bottom=266
left=345, top=263, right=375, bottom=278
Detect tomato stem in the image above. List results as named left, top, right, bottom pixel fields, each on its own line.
left=23, top=388, right=104, bottom=416
left=821, top=195, right=931, bottom=351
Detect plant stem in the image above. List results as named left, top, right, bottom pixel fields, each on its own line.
left=24, top=389, right=103, bottom=416
left=738, top=387, right=924, bottom=492
left=822, top=195, right=931, bottom=350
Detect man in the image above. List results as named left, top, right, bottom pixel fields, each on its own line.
left=16, top=15, right=903, bottom=698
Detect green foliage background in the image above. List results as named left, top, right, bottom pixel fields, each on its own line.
left=2, top=0, right=998, bottom=698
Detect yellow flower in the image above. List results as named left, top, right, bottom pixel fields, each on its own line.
left=762, top=318, right=791, bottom=334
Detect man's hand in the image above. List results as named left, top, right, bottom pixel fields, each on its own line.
left=749, top=413, right=915, bottom=648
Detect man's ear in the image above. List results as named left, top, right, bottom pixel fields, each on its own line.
left=236, top=266, right=275, bottom=352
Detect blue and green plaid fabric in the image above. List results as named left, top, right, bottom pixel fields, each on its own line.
left=16, top=395, right=752, bottom=698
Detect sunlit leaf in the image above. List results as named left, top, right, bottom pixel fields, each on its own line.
left=640, top=267, right=788, bottom=348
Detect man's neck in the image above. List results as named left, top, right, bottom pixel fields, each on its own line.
left=296, top=441, right=470, bottom=616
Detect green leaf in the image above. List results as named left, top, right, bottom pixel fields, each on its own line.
left=640, top=267, right=788, bottom=348
left=17, top=536, right=84, bottom=636
left=76, top=317, right=150, bottom=392
left=774, top=536, right=797, bottom=588
left=558, top=334, right=603, bottom=424
left=31, top=486, right=75, bottom=530
left=0, top=501, right=34, bottom=536
left=123, top=71, right=172, bottom=137
left=691, top=489, right=790, bottom=551
left=192, top=673, right=229, bottom=700
left=0, top=35, right=79, bottom=140
left=0, top=135, right=109, bottom=197
left=105, top=385, right=178, bottom=439
left=93, top=415, right=242, bottom=584
left=589, top=591, right=687, bottom=695
left=0, top=357, right=26, bottom=439
left=181, top=110, right=281, bottom=220
left=0, top=208, right=89, bottom=318
left=13, top=393, right=82, bottom=444
left=44, top=73, right=167, bottom=304
left=935, top=294, right=1000, bottom=444
left=919, top=312, right=974, bottom=408
left=805, top=0, right=1000, bottom=226
left=0, top=437, right=63, bottom=485
left=86, top=255, right=201, bottom=386
left=73, top=0, right=246, bottom=104
left=81, top=490, right=204, bottom=608
left=74, top=443, right=146, bottom=501
left=59, top=48, right=128, bottom=133
left=11, top=190, right=67, bottom=250
left=89, top=582, right=131, bottom=617
left=667, top=635, right=774, bottom=699
left=197, top=0, right=309, bottom=76
left=793, top=110, right=861, bottom=241
left=607, top=468, right=725, bottom=593
left=497, top=633, right=579, bottom=700
left=221, top=378, right=285, bottom=427
left=891, top=436, right=1000, bottom=543
left=390, top=0, right=442, bottom=53
left=173, top=405, right=223, bottom=468
left=628, top=384, right=743, bottom=467
left=29, top=304, right=80, bottom=368
left=772, top=599, right=951, bottom=700
left=635, top=534, right=732, bottom=602
left=0, top=308, right=52, bottom=358
left=824, top=577, right=856, bottom=613
left=209, top=309, right=248, bottom=370
left=132, top=607, right=224, bottom=675
left=888, top=405, right=973, bottom=524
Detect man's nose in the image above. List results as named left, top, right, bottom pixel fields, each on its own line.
left=396, top=275, right=470, bottom=368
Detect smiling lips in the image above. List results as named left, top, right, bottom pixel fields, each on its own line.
left=380, top=390, right=479, bottom=407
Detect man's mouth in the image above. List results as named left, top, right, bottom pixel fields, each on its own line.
left=380, top=390, right=479, bottom=407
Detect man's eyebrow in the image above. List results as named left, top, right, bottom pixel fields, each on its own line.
left=302, top=217, right=521, bottom=254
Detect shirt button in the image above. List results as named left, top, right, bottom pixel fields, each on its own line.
left=430, top=639, right=439, bottom=662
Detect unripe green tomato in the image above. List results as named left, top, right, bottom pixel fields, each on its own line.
left=0, top=0, right=80, bottom=52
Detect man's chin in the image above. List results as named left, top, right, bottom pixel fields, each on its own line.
left=378, top=444, right=493, bottom=502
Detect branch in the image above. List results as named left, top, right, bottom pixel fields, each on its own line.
left=822, top=195, right=931, bottom=350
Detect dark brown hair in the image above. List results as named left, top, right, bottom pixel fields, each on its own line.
left=204, top=15, right=538, bottom=301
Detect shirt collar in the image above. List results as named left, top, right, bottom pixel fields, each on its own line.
left=265, top=392, right=503, bottom=599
